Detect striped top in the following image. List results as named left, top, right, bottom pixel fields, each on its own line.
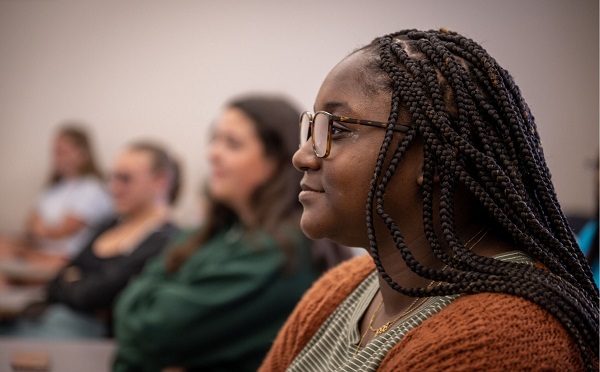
left=287, top=251, right=534, bottom=372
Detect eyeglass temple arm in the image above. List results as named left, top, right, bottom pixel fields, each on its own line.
left=359, top=121, right=409, bottom=133
left=335, top=116, right=410, bottom=132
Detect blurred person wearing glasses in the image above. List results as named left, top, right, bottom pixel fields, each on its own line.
left=113, top=94, right=352, bottom=372
left=0, top=141, right=180, bottom=338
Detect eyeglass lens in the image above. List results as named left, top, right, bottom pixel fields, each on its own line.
left=300, top=113, right=311, bottom=147
left=313, top=113, right=329, bottom=157
left=300, top=112, right=332, bottom=158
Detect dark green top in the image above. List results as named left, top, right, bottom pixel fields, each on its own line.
left=113, top=224, right=320, bottom=372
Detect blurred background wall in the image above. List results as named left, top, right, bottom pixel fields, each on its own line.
left=0, top=0, right=598, bottom=233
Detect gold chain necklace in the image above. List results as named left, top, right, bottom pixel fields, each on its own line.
left=354, top=227, right=489, bottom=355
left=367, top=282, right=433, bottom=336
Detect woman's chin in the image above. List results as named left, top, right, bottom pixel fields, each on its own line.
left=299, top=216, right=327, bottom=241
left=301, top=214, right=367, bottom=248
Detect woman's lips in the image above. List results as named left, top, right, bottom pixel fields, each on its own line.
left=299, top=182, right=324, bottom=202
left=300, top=182, right=324, bottom=193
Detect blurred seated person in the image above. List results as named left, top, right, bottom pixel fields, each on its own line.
left=578, top=214, right=599, bottom=288
left=0, top=124, right=113, bottom=277
left=113, top=95, right=352, bottom=371
left=576, top=156, right=599, bottom=287
left=0, top=141, right=181, bottom=338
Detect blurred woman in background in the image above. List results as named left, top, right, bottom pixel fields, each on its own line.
left=113, top=95, right=351, bottom=371
left=0, top=124, right=113, bottom=276
left=1, top=141, right=181, bottom=338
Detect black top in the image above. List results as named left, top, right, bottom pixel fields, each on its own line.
left=47, top=218, right=179, bottom=314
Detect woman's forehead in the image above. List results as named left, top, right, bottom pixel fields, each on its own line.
left=317, top=53, right=366, bottom=99
left=315, top=52, right=391, bottom=121
left=214, top=108, right=257, bottom=134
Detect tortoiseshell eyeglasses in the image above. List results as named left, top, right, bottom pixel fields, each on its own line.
left=299, top=111, right=409, bottom=158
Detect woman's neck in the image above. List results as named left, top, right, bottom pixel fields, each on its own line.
left=372, top=222, right=500, bottom=316
left=232, top=201, right=257, bottom=228
left=58, top=173, right=80, bottom=182
left=122, top=203, right=169, bottom=225
left=373, top=232, right=440, bottom=315
left=92, top=202, right=170, bottom=258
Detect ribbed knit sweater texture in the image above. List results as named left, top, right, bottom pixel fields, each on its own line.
left=260, top=254, right=589, bottom=371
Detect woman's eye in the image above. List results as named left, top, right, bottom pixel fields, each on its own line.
left=226, top=137, right=243, bottom=150
left=210, top=133, right=243, bottom=150
left=331, top=123, right=350, bottom=136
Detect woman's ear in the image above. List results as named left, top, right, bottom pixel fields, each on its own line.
left=416, top=166, right=440, bottom=187
left=417, top=147, right=457, bottom=186
left=154, top=170, right=171, bottom=199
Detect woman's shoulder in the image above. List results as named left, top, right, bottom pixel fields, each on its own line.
left=128, top=222, right=180, bottom=256
left=258, top=253, right=375, bottom=370
left=427, top=292, right=578, bottom=340
left=155, top=221, right=180, bottom=238
left=270, top=253, right=375, bottom=322
left=76, top=174, right=108, bottom=191
left=383, top=292, right=585, bottom=370
left=294, top=254, right=374, bottom=313
left=317, top=253, right=375, bottom=289
left=66, top=175, right=111, bottom=204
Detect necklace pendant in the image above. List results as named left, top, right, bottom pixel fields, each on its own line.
left=375, top=324, right=389, bottom=336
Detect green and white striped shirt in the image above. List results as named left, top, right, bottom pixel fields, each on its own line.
left=288, top=251, right=533, bottom=372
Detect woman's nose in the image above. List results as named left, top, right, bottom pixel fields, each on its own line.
left=208, top=141, right=221, bottom=164
left=292, top=141, right=320, bottom=172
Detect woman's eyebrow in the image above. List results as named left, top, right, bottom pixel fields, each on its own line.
left=315, top=101, right=353, bottom=115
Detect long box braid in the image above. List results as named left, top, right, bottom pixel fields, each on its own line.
left=358, top=29, right=598, bottom=369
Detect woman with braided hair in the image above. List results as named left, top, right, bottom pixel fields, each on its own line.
left=259, top=29, right=599, bottom=371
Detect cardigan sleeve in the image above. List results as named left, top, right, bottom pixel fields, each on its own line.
left=380, top=292, right=587, bottom=371
left=259, top=254, right=375, bottom=372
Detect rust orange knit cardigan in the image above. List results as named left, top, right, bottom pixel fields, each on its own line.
left=260, top=254, right=590, bottom=371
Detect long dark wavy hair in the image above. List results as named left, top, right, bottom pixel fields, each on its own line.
left=356, top=29, right=598, bottom=369
left=165, top=95, right=347, bottom=273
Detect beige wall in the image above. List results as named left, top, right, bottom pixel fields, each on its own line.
left=0, top=0, right=598, bottom=233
